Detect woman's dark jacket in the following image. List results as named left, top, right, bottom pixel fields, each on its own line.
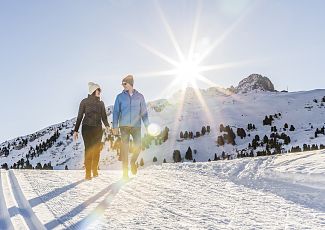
left=74, top=95, right=110, bottom=132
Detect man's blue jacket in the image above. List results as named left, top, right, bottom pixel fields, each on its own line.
left=113, top=89, right=149, bottom=129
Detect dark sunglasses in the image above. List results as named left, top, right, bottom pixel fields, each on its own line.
left=122, top=82, right=127, bottom=86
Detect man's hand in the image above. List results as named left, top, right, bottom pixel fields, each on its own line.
left=73, top=132, right=79, bottom=142
left=112, top=128, right=119, bottom=136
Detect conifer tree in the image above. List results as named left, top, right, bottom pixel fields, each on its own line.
left=153, top=156, right=157, bottom=162
left=140, top=158, right=144, bottom=166
left=185, top=147, right=193, bottom=160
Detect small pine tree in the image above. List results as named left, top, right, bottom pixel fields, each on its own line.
left=48, top=162, right=53, bottom=170
left=173, top=150, right=182, bottom=163
left=255, top=135, right=260, bottom=142
left=201, top=126, right=207, bottom=135
left=193, top=159, right=196, bottom=163
left=140, top=158, right=144, bottom=166
left=153, top=156, right=157, bottom=162
left=220, top=124, right=225, bottom=132
left=163, top=158, right=167, bottom=163
left=35, top=162, right=42, bottom=170
left=185, top=147, right=193, bottom=160
left=217, top=136, right=225, bottom=146
left=263, top=135, right=269, bottom=144
left=284, top=136, right=291, bottom=145
left=65, top=165, right=68, bottom=170
left=222, top=151, right=226, bottom=160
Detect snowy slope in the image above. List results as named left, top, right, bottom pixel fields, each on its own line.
left=1, top=87, right=325, bottom=170
left=0, top=150, right=324, bottom=229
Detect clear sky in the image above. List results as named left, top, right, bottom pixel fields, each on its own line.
left=1, top=0, right=325, bottom=142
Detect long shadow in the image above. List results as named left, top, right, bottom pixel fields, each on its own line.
left=30, top=179, right=85, bottom=207
left=8, top=179, right=85, bottom=217
left=70, top=179, right=132, bottom=229
left=45, top=179, right=131, bottom=230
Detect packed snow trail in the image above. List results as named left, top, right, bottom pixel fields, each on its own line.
left=0, top=170, right=14, bottom=230
left=1, top=151, right=325, bottom=229
left=0, top=169, right=48, bottom=229
left=0, top=169, right=63, bottom=230
left=7, top=170, right=46, bottom=230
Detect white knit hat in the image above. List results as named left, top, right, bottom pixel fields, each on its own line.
left=88, top=82, right=101, bottom=95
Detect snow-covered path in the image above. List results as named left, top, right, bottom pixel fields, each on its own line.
left=1, top=151, right=325, bottom=229
left=0, top=169, right=49, bottom=230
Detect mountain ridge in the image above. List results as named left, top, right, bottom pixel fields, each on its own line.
left=1, top=75, right=325, bottom=170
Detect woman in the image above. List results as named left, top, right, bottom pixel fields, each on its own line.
left=73, top=82, right=110, bottom=180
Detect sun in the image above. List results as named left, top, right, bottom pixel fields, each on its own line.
left=176, top=59, right=200, bottom=86
left=133, top=1, right=256, bottom=153
left=136, top=0, right=254, bottom=93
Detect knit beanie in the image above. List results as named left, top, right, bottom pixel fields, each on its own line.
left=122, top=75, right=134, bottom=86
left=88, top=82, right=101, bottom=95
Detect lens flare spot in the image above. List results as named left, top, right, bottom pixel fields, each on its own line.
left=147, top=123, right=162, bottom=137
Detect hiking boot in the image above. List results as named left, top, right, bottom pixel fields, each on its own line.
left=85, top=170, right=92, bottom=180
left=92, top=168, right=99, bottom=177
left=85, top=175, right=92, bottom=180
left=123, top=174, right=129, bottom=181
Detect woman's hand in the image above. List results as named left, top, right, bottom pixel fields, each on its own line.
left=73, top=132, right=79, bottom=141
left=105, top=126, right=110, bottom=134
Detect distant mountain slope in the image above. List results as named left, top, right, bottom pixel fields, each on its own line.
left=1, top=76, right=325, bottom=170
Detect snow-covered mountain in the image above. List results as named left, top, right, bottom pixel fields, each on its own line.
left=1, top=75, right=325, bottom=171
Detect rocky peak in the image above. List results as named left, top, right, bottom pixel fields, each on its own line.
left=235, top=74, right=275, bottom=93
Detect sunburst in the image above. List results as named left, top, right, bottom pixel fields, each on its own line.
left=134, top=0, right=258, bottom=141
left=136, top=1, right=257, bottom=95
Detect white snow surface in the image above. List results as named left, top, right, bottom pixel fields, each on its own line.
left=0, top=150, right=324, bottom=229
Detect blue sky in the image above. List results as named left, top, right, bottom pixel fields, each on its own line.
left=0, top=0, right=325, bottom=142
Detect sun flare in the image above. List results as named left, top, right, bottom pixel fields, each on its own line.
left=176, top=59, right=200, bottom=87
left=136, top=1, right=254, bottom=95
left=131, top=1, right=257, bottom=153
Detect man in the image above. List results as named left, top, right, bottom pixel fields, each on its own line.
left=112, top=75, right=149, bottom=179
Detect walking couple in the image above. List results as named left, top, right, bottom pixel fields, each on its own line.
left=73, top=75, right=149, bottom=180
